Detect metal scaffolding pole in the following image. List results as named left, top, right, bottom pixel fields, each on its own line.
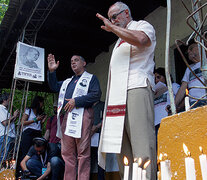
left=0, top=0, right=58, bottom=172
left=165, top=0, right=176, bottom=115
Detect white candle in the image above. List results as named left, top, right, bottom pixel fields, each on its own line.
left=199, top=146, right=207, bottom=180
left=132, top=158, right=138, bottom=180
left=142, top=170, right=147, bottom=180
left=183, top=143, right=196, bottom=180
left=185, top=89, right=190, bottom=111
left=185, top=157, right=196, bottom=180
left=138, top=157, right=142, bottom=180
left=142, top=160, right=151, bottom=180
left=160, top=160, right=171, bottom=180
left=123, top=156, right=129, bottom=180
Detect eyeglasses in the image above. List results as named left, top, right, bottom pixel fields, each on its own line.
left=109, top=10, right=125, bottom=22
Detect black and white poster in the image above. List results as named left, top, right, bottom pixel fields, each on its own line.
left=14, top=42, right=45, bottom=82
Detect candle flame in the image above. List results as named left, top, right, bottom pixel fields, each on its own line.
left=123, top=156, right=129, bottom=165
left=183, top=143, right=191, bottom=157
left=199, top=146, right=203, bottom=154
left=138, top=157, right=142, bottom=166
left=134, top=158, right=138, bottom=163
left=159, top=153, right=163, bottom=161
left=185, top=89, right=189, bottom=96
left=143, top=160, right=151, bottom=169
left=164, top=153, right=168, bottom=159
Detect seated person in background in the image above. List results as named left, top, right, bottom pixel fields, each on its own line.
left=44, top=101, right=64, bottom=147
left=175, top=41, right=207, bottom=110
left=20, top=137, right=64, bottom=180
left=154, top=68, right=180, bottom=137
left=0, top=92, right=19, bottom=163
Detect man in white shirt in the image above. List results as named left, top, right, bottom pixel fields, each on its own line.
left=175, top=42, right=207, bottom=109
left=97, top=2, right=156, bottom=179
left=0, top=93, right=19, bottom=163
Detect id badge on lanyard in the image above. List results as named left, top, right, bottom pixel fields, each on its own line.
left=40, top=151, right=47, bottom=175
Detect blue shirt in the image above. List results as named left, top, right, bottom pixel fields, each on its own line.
left=47, top=71, right=102, bottom=107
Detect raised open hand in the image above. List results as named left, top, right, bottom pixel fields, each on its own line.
left=47, top=54, right=59, bottom=72
left=96, top=13, right=113, bottom=32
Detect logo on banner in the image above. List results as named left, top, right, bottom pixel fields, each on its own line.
left=72, top=112, right=79, bottom=120
left=80, top=79, right=87, bottom=87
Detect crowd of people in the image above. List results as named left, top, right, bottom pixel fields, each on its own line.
left=0, top=1, right=206, bottom=180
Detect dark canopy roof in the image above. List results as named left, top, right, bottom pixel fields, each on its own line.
left=0, top=0, right=166, bottom=92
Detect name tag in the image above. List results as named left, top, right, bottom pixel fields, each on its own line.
left=42, top=167, right=47, bottom=175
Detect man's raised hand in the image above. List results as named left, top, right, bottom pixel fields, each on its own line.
left=96, top=13, right=113, bottom=32
left=47, top=54, right=59, bottom=72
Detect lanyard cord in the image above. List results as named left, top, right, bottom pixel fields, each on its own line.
left=40, top=151, right=47, bottom=167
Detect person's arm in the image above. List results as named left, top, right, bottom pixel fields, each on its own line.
left=47, top=71, right=63, bottom=92
left=21, top=113, right=45, bottom=126
left=37, top=162, right=51, bottom=180
left=64, top=75, right=102, bottom=112
left=175, top=81, right=188, bottom=107
left=44, top=129, right=50, bottom=141
left=96, top=13, right=151, bottom=48
left=91, top=122, right=102, bottom=136
left=1, top=109, right=19, bottom=126
left=44, top=117, right=52, bottom=140
left=20, top=155, right=31, bottom=171
left=41, top=115, right=48, bottom=125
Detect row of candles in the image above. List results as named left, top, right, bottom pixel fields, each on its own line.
left=1, top=160, right=16, bottom=180
left=123, top=157, right=150, bottom=180
left=2, top=159, right=16, bottom=170
left=123, top=144, right=207, bottom=179
left=158, top=144, right=206, bottom=180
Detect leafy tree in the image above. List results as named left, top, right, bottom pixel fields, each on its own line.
left=0, top=0, right=9, bottom=24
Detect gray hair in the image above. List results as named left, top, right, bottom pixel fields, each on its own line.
left=73, top=55, right=86, bottom=62
left=113, top=2, right=131, bottom=17
left=79, top=56, right=86, bottom=62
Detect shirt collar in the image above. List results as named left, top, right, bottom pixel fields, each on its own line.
left=0, top=104, right=7, bottom=109
left=126, top=20, right=133, bottom=29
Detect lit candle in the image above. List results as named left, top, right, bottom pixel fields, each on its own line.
left=199, top=146, right=207, bottom=180
left=185, top=89, right=190, bottom=111
left=132, top=158, right=138, bottom=180
left=142, top=160, right=151, bottom=180
left=11, top=159, right=16, bottom=169
left=160, top=153, right=171, bottom=180
left=183, top=143, right=196, bottom=180
left=123, top=156, right=129, bottom=180
left=138, top=158, right=142, bottom=180
left=6, top=161, right=8, bottom=168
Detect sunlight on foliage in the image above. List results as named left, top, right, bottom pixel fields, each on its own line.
left=0, top=0, right=9, bottom=24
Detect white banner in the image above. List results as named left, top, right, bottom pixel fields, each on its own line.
left=14, top=41, right=45, bottom=82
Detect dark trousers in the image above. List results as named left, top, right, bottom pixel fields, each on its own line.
left=26, top=155, right=65, bottom=180
left=91, top=147, right=105, bottom=180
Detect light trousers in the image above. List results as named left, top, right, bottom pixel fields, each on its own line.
left=117, top=83, right=157, bottom=180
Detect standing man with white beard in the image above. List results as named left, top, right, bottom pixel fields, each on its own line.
left=96, top=2, right=156, bottom=179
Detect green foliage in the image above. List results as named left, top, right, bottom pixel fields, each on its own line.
left=2, top=88, right=55, bottom=135
left=0, top=0, right=9, bottom=24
